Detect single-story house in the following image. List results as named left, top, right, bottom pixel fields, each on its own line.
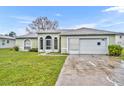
left=16, top=27, right=124, bottom=54
left=0, top=35, right=15, bottom=48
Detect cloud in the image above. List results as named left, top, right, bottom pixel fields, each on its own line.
left=0, top=26, right=26, bottom=36
left=19, top=20, right=32, bottom=24
left=11, top=27, right=27, bottom=35
left=0, top=32, right=6, bottom=35
left=55, top=13, right=62, bottom=17
left=102, top=6, right=124, bottom=13
left=73, top=23, right=97, bottom=28
left=11, top=16, right=35, bottom=21
left=10, top=16, right=36, bottom=24
left=101, top=22, right=124, bottom=28
left=63, top=18, right=113, bottom=29
left=66, top=23, right=97, bottom=29
left=64, top=18, right=124, bottom=30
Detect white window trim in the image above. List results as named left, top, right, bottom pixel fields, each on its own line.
left=40, top=37, right=43, bottom=50
left=46, top=39, right=52, bottom=50
left=45, top=35, right=52, bottom=52
left=23, top=39, right=32, bottom=51
left=54, top=37, right=58, bottom=50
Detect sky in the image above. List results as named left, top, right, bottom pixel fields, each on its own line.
left=0, top=6, right=124, bottom=35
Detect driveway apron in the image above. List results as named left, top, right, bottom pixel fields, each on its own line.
left=56, top=55, right=124, bottom=86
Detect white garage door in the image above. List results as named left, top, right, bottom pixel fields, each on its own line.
left=68, top=38, right=79, bottom=54
left=68, top=38, right=107, bottom=54
left=79, top=38, right=107, bottom=54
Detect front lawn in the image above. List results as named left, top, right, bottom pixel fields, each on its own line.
left=0, top=49, right=67, bottom=86
left=121, top=49, right=124, bottom=60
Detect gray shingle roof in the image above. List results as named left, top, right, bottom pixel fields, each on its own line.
left=0, top=35, right=15, bottom=40
left=60, top=27, right=120, bottom=35
left=37, top=30, right=61, bottom=34
left=16, top=27, right=124, bottom=38
left=16, top=32, right=37, bottom=39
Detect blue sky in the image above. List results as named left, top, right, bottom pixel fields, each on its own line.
left=0, top=6, right=124, bottom=35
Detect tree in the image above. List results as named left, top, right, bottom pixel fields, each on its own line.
left=9, top=31, right=16, bottom=37
left=26, top=17, right=58, bottom=33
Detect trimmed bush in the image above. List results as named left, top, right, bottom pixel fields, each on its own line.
left=108, top=45, right=123, bottom=56
left=13, top=46, right=19, bottom=51
left=29, top=48, right=38, bottom=52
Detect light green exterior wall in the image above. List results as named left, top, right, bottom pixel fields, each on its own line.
left=115, top=35, right=124, bottom=47
left=16, top=34, right=116, bottom=53
left=61, top=35, right=116, bottom=53
left=31, top=39, right=38, bottom=48
left=61, top=36, right=67, bottom=53
left=109, top=35, right=115, bottom=45
left=16, top=39, right=23, bottom=48
left=16, top=38, right=38, bottom=51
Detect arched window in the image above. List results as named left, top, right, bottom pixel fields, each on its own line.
left=45, top=36, right=52, bottom=39
left=40, top=37, right=43, bottom=49
left=45, top=36, right=52, bottom=50
left=24, top=39, right=31, bottom=50
left=54, top=37, right=58, bottom=49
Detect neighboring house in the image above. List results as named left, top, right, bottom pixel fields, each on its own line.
left=0, top=35, right=15, bottom=48
left=16, top=27, right=124, bottom=54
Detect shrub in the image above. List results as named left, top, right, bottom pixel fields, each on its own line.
left=29, top=48, right=38, bottom=52
left=10, top=48, right=13, bottom=51
left=13, top=46, right=19, bottom=51
left=108, top=45, right=123, bottom=56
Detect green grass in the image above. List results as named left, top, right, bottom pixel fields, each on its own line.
left=122, top=49, right=124, bottom=55
left=121, top=49, right=124, bottom=60
left=0, top=49, right=67, bottom=86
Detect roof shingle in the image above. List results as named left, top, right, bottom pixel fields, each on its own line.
left=16, top=27, right=124, bottom=38
left=0, top=35, right=15, bottom=40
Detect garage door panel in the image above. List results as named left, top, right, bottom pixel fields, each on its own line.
left=68, top=38, right=107, bottom=54
left=79, top=38, right=107, bottom=54
left=69, top=38, right=79, bottom=50
left=68, top=38, right=79, bottom=54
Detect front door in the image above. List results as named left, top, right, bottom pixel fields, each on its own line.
left=46, top=39, right=52, bottom=52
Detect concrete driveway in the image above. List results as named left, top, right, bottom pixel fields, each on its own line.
left=56, top=55, right=124, bottom=86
